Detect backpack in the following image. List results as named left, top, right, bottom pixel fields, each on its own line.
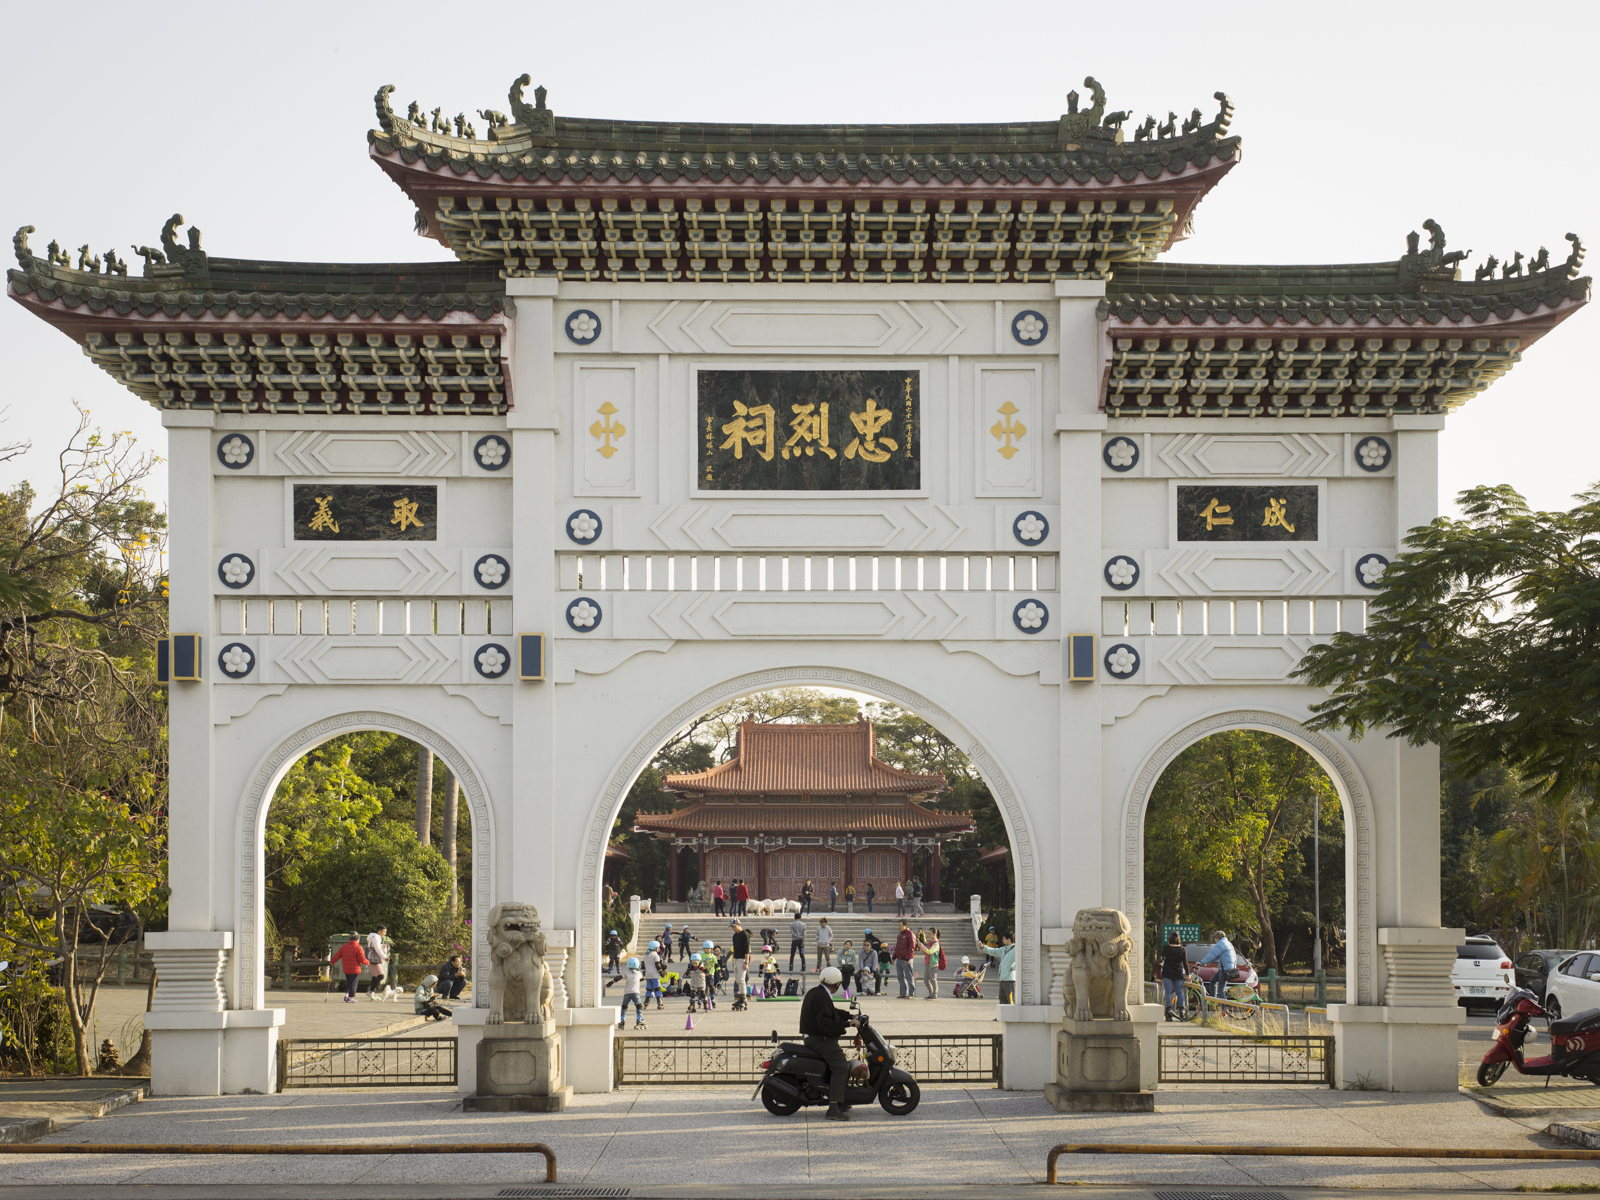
left=938, top=948, right=946, bottom=972
left=784, top=977, right=800, bottom=996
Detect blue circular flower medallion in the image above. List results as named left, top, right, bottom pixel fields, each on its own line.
left=1354, top=436, right=1392, bottom=473
left=1356, top=553, right=1390, bottom=590
left=565, top=308, right=602, bottom=344
left=217, top=553, right=255, bottom=589
left=1104, top=556, right=1140, bottom=591
left=1012, top=598, right=1049, bottom=634
left=1103, top=436, right=1139, bottom=472
left=1104, top=643, right=1141, bottom=678
left=1011, top=309, right=1049, bottom=345
left=1013, top=511, right=1049, bottom=545
left=217, top=434, right=254, bottom=469
left=567, top=596, right=603, bottom=633
left=474, top=434, right=511, bottom=471
left=217, top=642, right=255, bottom=678
left=566, top=508, right=602, bottom=544
left=474, top=643, right=511, bottom=678
left=474, top=554, right=510, bottom=590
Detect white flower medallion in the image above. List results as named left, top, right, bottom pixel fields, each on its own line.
left=475, top=555, right=509, bottom=588
left=217, top=435, right=254, bottom=468
left=218, top=643, right=254, bottom=677
left=1105, top=557, right=1139, bottom=589
left=1355, top=436, right=1391, bottom=472
left=475, top=644, right=509, bottom=677
left=567, top=509, right=601, bottom=542
left=1103, top=437, right=1138, bottom=471
left=1011, top=310, right=1048, bottom=343
left=1013, top=511, right=1049, bottom=543
left=566, top=309, right=601, bottom=343
left=218, top=554, right=254, bottom=588
left=567, top=597, right=602, bottom=631
left=1013, top=599, right=1048, bottom=633
left=1104, top=644, right=1140, bottom=676
left=1356, top=553, right=1390, bottom=589
left=474, top=435, right=509, bottom=470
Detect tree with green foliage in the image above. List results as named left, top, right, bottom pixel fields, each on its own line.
left=296, top=821, right=461, bottom=963
left=1142, top=731, right=1340, bottom=971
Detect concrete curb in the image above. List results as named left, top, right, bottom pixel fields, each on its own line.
left=1548, top=1120, right=1600, bottom=1149
left=1460, top=1083, right=1600, bottom=1118
left=0, top=1117, right=52, bottom=1145
left=0, top=1085, right=145, bottom=1144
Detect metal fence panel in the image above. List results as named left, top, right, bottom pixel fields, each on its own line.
left=278, top=1038, right=457, bottom=1090
left=1157, top=1035, right=1335, bottom=1087
left=613, top=1034, right=1000, bottom=1086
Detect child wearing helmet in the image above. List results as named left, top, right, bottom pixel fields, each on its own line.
left=685, top=953, right=709, bottom=1012
left=605, top=929, right=624, bottom=975
left=643, top=940, right=665, bottom=1008
left=605, top=956, right=647, bottom=1028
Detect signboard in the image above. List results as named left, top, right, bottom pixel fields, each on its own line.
left=1161, top=923, right=1202, bottom=947
left=1176, top=485, right=1317, bottom=542
left=696, top=369, right=920, bottom=491
left=292, top=484, right=437, bottom=541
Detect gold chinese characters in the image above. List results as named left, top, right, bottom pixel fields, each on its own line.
left=1201, top=497, right=1233, bottom=531
left=309, top=495, right=340, bottom=533
left=1262, top=497, right=1296, bottom=533
left=391, top=497, right=422, bottom=532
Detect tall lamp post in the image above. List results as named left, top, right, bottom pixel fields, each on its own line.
left=1312, top=791, right=1322, bottom=975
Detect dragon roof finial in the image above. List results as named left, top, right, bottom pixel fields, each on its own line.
left=510, top=74, right=554, bottom=135
left=374, top=84, right=397, bottom=134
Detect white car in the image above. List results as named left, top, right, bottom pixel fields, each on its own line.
left=1452, top=937, right=1513, bottom=1012
left=1540, top=953, right=1600, bottom=1022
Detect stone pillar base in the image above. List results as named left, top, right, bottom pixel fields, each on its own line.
left=463, top=1023, right=566, bottom=1112
left=1328, top=1003, right=1464, bottom=1092
left=1044, top=1022, right=1154, bottom=1113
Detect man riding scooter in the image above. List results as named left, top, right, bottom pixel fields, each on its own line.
left=800, top=966, right=860, bottom=1121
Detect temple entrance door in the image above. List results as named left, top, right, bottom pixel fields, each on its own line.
left=707, top=848, right=754, bottom=898
left=768, top=849, right=843, bottom=903
left=853, top=849, right=904, bottom=909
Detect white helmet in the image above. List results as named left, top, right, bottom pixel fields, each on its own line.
left=961, top=956, right=970, bottom=964
left=820, top=966, right=843, bottom=987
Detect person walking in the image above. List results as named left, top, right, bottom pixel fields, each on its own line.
left=365, top=925, right=390, bottom=998
left=1199, top=930, right=1236, bottom=999
left=894, top=881, right=906, bottom=917
left=788, top=914, right=808, bottom=974
left=1159, top=931, right=1189, bottom=1019
left=332, top=932, right=368, bottom=1003
left=605, top=929, right=624, bottom=976
left=828, top=881, right=838, bottom=912
left=801, top=879, right=814, bottom=916
left=892, top=920, right=916, bottom=998
left=713, top=880, right=725, bottom=917
left=730, top=921, right=750, bottom=1005
left=815, top=917, right=834, bottom=971
left=865, top=882, right=875, bottom=913
left=677, top=925, right=693, bottom=962
left=643, top=940, right=665, bottom=1009
left=918, top=928, right=942, bottom=999
left=845, top=882, right=855, bottom=913
left=984, top=933, right=1016, bottom=1006
left=837, top=940, right=857, bottom=994
left=912, top=877, right=924, bottom=917
left=735, top=878, right=749, bottom=918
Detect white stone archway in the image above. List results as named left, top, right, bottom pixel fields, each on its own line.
left=232, top=710, right=498, bottom=1011
left=1120, top=707, right=1376, bottom=1006
left=575, top=666, right=1042, bottom=1009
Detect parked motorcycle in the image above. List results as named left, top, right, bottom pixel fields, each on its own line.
left=1478, top=986, right=1600, bottom=1086
left=754, top=1001, right=921, bottom=1116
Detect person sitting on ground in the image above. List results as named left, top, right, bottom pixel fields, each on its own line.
left=605, top=956, right=647, bottom=1028
left=434, top=955, right=468, bottom=1000
left=414, top=974, right=451, bottom=1021
left=801, top=966, right=860, bottom=1122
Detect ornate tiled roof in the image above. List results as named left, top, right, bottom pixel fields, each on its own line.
left=662, top=721, right=946, bottom=798
left=633, top=801, right=972, bottom=837
left=369, top=77, right=1241, bottom=281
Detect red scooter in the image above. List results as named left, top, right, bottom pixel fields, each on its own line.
left=1477, top=987, right=1600, bottom=1086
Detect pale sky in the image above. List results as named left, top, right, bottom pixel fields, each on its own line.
left=3, top=1, right=1595, bottom=517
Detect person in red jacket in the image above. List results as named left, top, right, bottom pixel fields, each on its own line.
left=892, top=921, right=917, bottom=999
left=332, top=932, right=369, bottom=1003
left=734, top=879, right=749, bottom=918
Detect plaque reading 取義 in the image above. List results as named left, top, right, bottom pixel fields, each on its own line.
left=292, top=484, right=437, bottom=541
left=697, top=370, right=920, bottom=491
left=1176, top=485, right=1318, bottom=542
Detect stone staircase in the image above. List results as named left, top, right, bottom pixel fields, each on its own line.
left=642, top=910, right=986, bottom=977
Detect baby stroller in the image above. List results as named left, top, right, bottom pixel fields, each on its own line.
left=951, top=961, right=987, bottom=999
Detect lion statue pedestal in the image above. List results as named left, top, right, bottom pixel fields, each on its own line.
left=1042, top=907, right=1154, bottom=1113
left=463, top=902, right=572, bottom=1113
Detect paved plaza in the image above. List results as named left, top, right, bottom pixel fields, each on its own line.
left=2, top=1082, right=1597, bottom=1196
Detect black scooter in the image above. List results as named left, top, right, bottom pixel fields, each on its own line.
left=754, top=1000, right=920, bottom=1116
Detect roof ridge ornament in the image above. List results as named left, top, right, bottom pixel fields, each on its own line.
left=158, top=213, right=209, bottom=281
left=1398, top=218, right=1468, bottom=284
left=509, top=74, right=554, bottom=137
left=374, top=84, right=397, bottom=134
left=1059, top=76, right=1123, bottom=144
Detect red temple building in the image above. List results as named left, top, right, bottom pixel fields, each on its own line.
left=634, top=721, right=973, bottom=903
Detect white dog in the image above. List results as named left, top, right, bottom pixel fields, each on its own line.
left=635, top=898, right=652, bottom=915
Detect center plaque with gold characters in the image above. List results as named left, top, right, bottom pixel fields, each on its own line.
left=1176, top=485, right=1317, bottom=542
left=697, top=369, right=920, bottom=492
left=292, top=484, right=438, bottom=541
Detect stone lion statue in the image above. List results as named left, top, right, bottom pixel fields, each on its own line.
left=485, top=901, right=553, bottom=1026
left=1061, top=907, right=1133, bottom=1022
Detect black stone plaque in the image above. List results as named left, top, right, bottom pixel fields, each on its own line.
left=1176, top=485, right=1318, bottom=542
left=696, top=370, right=920, bottom=491
left=292, top=484, right=438, bottom=541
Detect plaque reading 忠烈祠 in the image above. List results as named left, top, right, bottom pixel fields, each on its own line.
left=697, top=370, right=919, bottom=491
left=292, top=485, right=437, bottom=540
left=1176, top=485, right=1318, bottom=542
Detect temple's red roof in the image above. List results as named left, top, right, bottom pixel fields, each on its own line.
left=662, top=720, right=945, bottom=797
left=633, top=801, right=972, bottom=837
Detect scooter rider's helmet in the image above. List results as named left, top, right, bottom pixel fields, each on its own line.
left=626, top=957, right=640, bottom=970
left=820, top=967, right=843, bottom=987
